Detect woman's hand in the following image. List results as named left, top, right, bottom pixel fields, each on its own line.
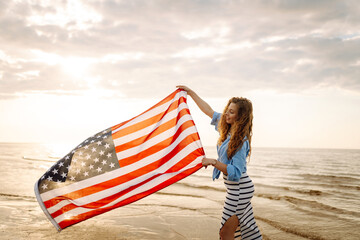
left=176, top=85, right=193, bottom=95
left=202, top=157, right=216, bottom=168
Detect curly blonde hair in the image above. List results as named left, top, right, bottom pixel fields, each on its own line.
left=217, top=97, right=253, bottom=159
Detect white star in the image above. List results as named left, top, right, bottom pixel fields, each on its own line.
left=72, top=158, right=78, bottom=163
left=66, top=165, right=70, bottom=170
left=56, top=180, right=61, bottom=183
left=86, top=154, right=91, bottom=160
left=94, top=157, right=99, bottom=163
left=52, top=169, right=58, bottom=175
left=58, top=162, right=64, bottom=167
left=97, top=141, right=102, bottom=146
left=109, top=163, right=115, bottom=168
left=89, top=164, right=94, bottom=169
left=70, top=176, right=76, bottom=181
left=101, top=160, right=107, bottom=165
left=78, top=151, right=83, bottom=156
left=84, top=145, right=89, bottom=149
left=61, top=172, right=67, bottom=178
left=91, top=147, right=97, bottom=152
left=90, top=140, right=95, bottom=143
left=85, top=139, right=89, bottom=143
left=72, top=150, right=76, bottom=154
left=78, top=145, right=82, bottom=148
left=65, top=155, right=70, bottom=160
left=97, top=135, right=101, bottom=138
left=75, top=169, right=81, bottom=175
left=107, top=153, right=112, bottom=158
left=47, top=176, right=53, bottom=181
left=99, top=150, right=105, bottom=156
left=81, top=162, right=86, bottom=167
left=84, top=171, right=89, bottom=177
left=96, top=167, right=102, bottom=173
left=102, top=135, right=107, bottom=139
left=104, top=143, right=110, bottom=149
left=102, top=130, right=107, bottom=134
left=41, top=184, right=48, bottom=190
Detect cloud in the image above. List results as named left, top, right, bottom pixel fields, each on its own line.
left=0, top=0, right=359, bottom=99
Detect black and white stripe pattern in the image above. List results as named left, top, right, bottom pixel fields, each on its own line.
left=221, top=173, right=262, bottom=240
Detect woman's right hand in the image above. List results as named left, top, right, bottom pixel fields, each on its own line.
left=176, top=85, right=193, bottom=95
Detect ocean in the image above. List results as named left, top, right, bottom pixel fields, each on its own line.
left=0, top=142, right=359, bottom=239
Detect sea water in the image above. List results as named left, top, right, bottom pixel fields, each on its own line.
left=0, top=143, right=359, bottom=239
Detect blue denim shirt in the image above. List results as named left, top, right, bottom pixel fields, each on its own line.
left=211, top=112, right=248, bottom=181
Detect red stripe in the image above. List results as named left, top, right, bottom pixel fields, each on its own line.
left=111, top=90, right=184, bottom=133
left=51, top=148, right=203, bottom=219
left=114, top=106, right=189, bottom=154
left=118, top=117, right=194, bottom=167
left=112, top=96, right=186, bottom=140
left=44, top=131, right=200, bottom=209
left=58, top=162, right=202, bottom=230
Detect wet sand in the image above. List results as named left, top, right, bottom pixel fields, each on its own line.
left=0, top=193, right=293, bottom=240
left=3, top=186, right=356, bottom=240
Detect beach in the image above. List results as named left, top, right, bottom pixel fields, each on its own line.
left=0, top=143, right=359, bottom=239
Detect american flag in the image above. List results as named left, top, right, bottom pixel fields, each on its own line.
left=34, top=89, right=205, bottom=231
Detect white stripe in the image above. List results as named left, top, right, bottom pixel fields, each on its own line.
left=112, top=102, right=188, bottom=146
left=40, top=114, right=195, bottom=202
left=47, top=140, right=202, bottom=214
left=116, top=114, right=193, bottom=158
left=118, top=126, right=199, bottom=172
left=54, top=155, right=202, bottom=223
left=112, top=91, right=186, bottom=134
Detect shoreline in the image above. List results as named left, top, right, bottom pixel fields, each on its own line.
left=2, top=186, right=359, bottom=240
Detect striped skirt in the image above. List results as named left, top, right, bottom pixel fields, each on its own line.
left=221, top=173, right=262, bottom=240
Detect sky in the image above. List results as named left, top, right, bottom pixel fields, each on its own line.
left=0, top=0, right=359, bottom=149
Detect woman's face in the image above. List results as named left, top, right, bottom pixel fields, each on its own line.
left=225, top=102, right=239, bottom=125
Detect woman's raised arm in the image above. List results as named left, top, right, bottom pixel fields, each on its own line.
left=176, top=85, right=214, bottom=118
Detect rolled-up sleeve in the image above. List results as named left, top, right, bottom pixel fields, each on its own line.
left=210, top=111, right=221, bottom=131
left=226, top=140, right=249, bottom=181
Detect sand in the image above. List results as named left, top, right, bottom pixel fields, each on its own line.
left=1, top=191, right=317, bottom=240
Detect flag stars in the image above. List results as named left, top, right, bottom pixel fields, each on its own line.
left=96, top=167, right=102, bottom=173
left=91, top=147, right=97, bottom=153
left=58, top=162, right=64, bottom=167
left=84, top=171, right=89, bottom=177
left=101, top=160, right=107, bottom=165
left=104, top=143, right=110, bottom=149
left=70, top=176, right=76, bottom=181
left=86, top=154, right=91, bottom=160
left=41, top=184, right=48, bottom=190
left=52, top=169, right=58, bottom=175
left=61, top=172, right=67, bottom=178
left=75, top=169, right=81, bottom=175
left=109, top=163, right=115, bottom=168
left=47, top=176, right=53, bottom=181
left=94, top=158, right=99, bottom=163
left=99, top=150, right=105, bottom=156
left=107, top=153, right=112, bottom=158
left=97, top=141, right=102, bottom=146
left=81, top=162, right=86, bottom=167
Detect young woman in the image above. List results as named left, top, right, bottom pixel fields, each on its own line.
left=177, top=86, right=262, bottom=240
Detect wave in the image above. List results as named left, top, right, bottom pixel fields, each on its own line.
left=255, top=193, right=360, bottom=218
left=22, top=156, right=56, bottom=163
left=254, top=215, right=327, bottom=240
left=299, top=173, right=360, bottom=182
left=0, top=193, right=35, bottom=201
